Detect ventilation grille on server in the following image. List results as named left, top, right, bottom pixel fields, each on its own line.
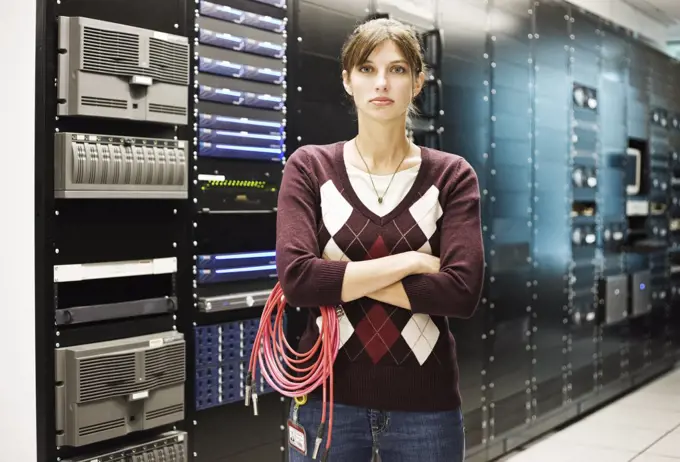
left=82, top=26, right=140, bottom=76
left=55, top=331, right=187, bottom=447
left=55, top=132, right=188, bottom=199
left=149, top=102, right=187, bottom=116
left=80, top=96, right=128, bottom=109
left=149, top=37, right=190, bottom=85
left=81, top=25, right=188, bottom=86
left=58, top=16, right=190, bottom=125
left=77, top=341, right=185, bottom=402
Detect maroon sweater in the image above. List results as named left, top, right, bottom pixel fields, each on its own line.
left=275, top=141, right=484, bottom=411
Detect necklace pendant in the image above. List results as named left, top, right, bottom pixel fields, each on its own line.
left=378, top=197, right=383, bottom=204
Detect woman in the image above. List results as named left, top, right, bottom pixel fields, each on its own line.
left=275, top=17, right=485, bottom=462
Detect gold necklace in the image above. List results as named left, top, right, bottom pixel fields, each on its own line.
left=354, top=138, right=409, bottom=204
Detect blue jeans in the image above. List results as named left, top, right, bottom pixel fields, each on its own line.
left=288, top=397, right=465, bottom=462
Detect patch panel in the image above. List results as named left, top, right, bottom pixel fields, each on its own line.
left=194, top=316, right=286, bottom=410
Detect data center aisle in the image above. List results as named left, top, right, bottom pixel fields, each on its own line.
left=500, top=366, right=680, bottom=462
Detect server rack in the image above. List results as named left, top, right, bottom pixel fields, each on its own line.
left=189, top=0, right=290, bottom=460
left=35, top=1, right=195, bottom=462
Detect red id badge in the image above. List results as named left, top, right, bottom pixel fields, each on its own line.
left=288, top=419, right=308, bottom=456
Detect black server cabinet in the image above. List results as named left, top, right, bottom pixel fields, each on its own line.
left=485, top=0, right=536, bottom=441
left=190, top=0, right=290, bottom=461
left=532, top=0, right=571, bottom=420
left=438, top=0, right=489, bottom=451
left=566, top=6, right=601, bottom=402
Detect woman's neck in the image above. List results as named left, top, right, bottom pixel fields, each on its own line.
left=354, top=116, right=412, bottom=172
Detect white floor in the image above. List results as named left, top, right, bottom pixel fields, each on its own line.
left=501, top=366, right=680, bottom=462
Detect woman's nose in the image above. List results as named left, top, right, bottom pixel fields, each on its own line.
left=375, top=73, right=388, bottom=90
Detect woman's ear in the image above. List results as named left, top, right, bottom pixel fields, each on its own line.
left=342, top=69, right=352, bottom=95
left=413, top=70, right=426, bottom=98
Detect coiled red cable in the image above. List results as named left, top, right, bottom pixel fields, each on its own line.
left=246, top=282, right=340, bottom=460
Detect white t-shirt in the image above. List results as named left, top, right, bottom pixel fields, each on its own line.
left=344, top=160, right=420, bottom=217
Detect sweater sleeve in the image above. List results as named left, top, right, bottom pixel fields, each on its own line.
left=275, top=149, right=349, bottom=308
left=401, top=158, right=485, bottom=318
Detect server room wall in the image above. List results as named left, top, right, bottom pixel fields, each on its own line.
left=31, top=0, right=680, bottom=462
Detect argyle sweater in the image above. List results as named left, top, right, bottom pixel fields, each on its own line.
left=275, top=141, right=484, bottom=411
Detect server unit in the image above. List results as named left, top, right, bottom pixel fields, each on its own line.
left=197, top=251, right=277, bottom=284
left=598, top=273, right=629, bottom=324
left=54, top=132, right=188, bottom=199
left=55, top=331, right=186, bottom=447
left=63, top=431, right=188, bottom=462
left=57, top=16, right=190, bottom=125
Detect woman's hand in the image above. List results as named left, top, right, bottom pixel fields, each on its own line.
left=408, top=252, right=441, bottom=275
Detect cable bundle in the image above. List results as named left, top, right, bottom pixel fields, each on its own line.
left=246, top=282, right=341, bottom=461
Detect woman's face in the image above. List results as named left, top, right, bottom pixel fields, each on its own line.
left=343, top=40, right=424, bottom=123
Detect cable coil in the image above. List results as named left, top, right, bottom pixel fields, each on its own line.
left=246, top=282, right=341, bottom=461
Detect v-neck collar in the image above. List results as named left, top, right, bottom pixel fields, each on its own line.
left=332, top=140, right=430, bottom=227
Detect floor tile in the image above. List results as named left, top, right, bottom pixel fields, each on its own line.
left=503, top=437, right=638, bottom=462
left=549, top=419, right=667, bottom=453
left=578, top=403, right=680, bottom=432
left=614, top=390, right=680, bottom=413
left=499, top=368, right=680, bottom=462
left=645, top=427, right=680, bottom=458
left=632, top=455, right=680, bottom=462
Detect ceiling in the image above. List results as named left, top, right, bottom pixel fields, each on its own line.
left=624, top=0, right=680, bottom=26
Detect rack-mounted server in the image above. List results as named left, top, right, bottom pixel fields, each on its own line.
left=199, top=1, right=286, bottom=33
left=57, top=16, right=190, bottom=125
left=55, top=296, right=177, bottom=326
left=198, top=85, right=285, bottom=112
left=54, top=132, right=188, bottom=199
left=199, top=28, right=286, bottom=59
left=54, top=257, right=177, bottom=283
left=199, top=114, right=283, bottom=135
left=197, top=251, right=277, bottom=284
left=197, top=158, right=281, bottom=213
left=55, top=331, right=186, bottom=447
left=199, top=57, right=285, bottom=84
left=195, top=0, right=287, bottom=171
left=198, top=289, right=273, bottom=313
left=199, top=140, right=284, bottom=162
left=62, top=431, right=188, bottom=462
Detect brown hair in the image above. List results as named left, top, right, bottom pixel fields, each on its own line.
left=341, top=18, right=426, bottom=121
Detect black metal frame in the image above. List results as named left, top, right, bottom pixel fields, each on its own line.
left=34, top=0, right=194, bottom=460
left=34, top=0, right=56, bottom=459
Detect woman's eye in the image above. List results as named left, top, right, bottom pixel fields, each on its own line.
left=359, top=66, right=372, bottom=72
left=392, top=66, right=406, bottom=73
